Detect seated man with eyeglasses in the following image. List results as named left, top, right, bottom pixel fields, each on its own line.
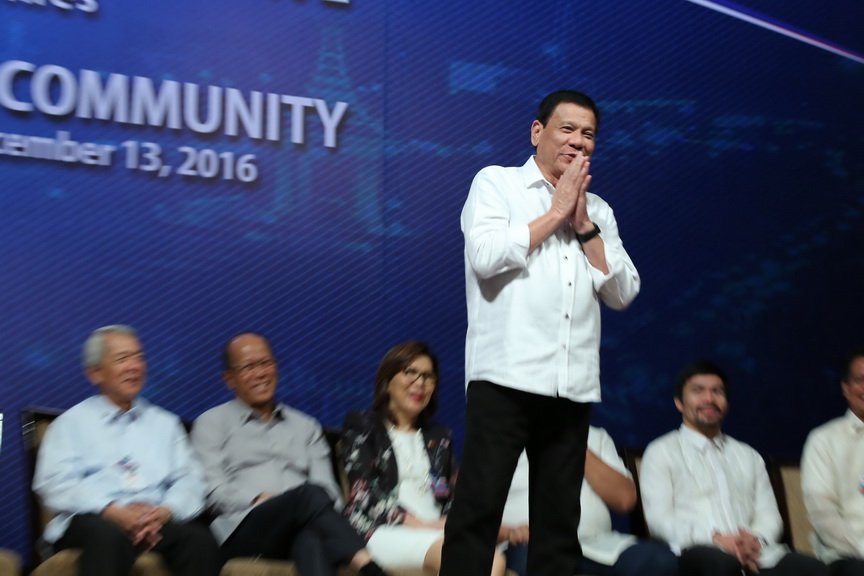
left=33, top=325, right=221, bottom=576
left=191, top=332, right=388, bottom=576
left=801, top=347, right=864, bottom=576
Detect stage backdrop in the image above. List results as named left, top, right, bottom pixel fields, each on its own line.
left=1, top=0, right=862, bottom=563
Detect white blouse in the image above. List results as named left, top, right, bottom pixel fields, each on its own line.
left=388, top=428, right=441, bottom=522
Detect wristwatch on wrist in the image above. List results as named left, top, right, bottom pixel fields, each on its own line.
left=575, top=223, right=601, bottom=244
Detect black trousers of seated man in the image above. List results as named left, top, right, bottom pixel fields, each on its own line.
left=680, top=545, right=829, bottom=576
left=829, top=558, right=864, bottom=576
left=56, top=513, right=221, bottom=576
left=221, top=483, right=367, bottom=576
left=440, top=381, right=591, bottom=576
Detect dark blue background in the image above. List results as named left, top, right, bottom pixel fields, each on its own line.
left=1, top=0, right=862, bottom=565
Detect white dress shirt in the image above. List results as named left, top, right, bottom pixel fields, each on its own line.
left=801, top=410, right=864, bottom=562
left=502, top=426, right=637, bottom=565
left=33, top=395, right=206, bottom=543
left=640, top=425, right=788, bottom=568
left=461, top=156, right=640, bottom=401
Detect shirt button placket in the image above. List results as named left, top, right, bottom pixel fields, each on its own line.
left=559, top=248, right=576, bottom=395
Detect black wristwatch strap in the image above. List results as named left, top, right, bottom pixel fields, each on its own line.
left=575, top=223, right=601, bottom=244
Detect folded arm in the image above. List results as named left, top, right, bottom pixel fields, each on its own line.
left=33, top=417, right=118, bottom=515
left=190, top=413, right=259, bottom=513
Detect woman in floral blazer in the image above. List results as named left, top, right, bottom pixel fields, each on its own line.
left=340, top=341, right=505, bottom=575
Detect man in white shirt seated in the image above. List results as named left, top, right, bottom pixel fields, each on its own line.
left=501, top=426, right=678, bottom=576
left=32, top=325, right=221, bottom=576
left=801, top=348, right=864, bottom=576
left=640, top=360, right=828, bottom=576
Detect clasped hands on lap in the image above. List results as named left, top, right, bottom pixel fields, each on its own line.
left=712, top=529, right=762, bottom=573
left=102, top=502, right=173, bottom=551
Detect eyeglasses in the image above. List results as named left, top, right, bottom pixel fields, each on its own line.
left=402, top=367, right=437, bottom=385
left=231, top=358, right=276, bottom=375
left=111, top=351, right=145, bottom=365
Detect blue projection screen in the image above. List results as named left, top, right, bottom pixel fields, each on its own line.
left=1, top=0, right=862, bottom=562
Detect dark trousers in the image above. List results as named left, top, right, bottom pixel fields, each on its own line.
left=829, top=558, right=864, bottom=576
left=221, top=483, right=366, bottom=576
left=55, top=513, right=221, bottom=576
left=440, top=381, right=591, bottom=576
left=680, top=545, right=829, bottom=576
left=507, top=539, right=678, bottom=576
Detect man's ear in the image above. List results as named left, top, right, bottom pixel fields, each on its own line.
left=222, top=370, right=236, bottom=391
left=530, top=120, right=543, bottom=147
left=673, top=397, right=684, bottom=414
left=85, top=366, right=101, bottom=387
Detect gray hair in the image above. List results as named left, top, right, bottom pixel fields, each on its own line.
left=82, top=325, right=138, bottom=369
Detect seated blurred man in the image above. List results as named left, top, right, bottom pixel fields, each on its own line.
left=802, top=347, right=864, bottom=576
left=191, top=332, right=387, bottom=576
left=33, top=325, right=221, bottom=576
left=640, top=360, right=828, bottom=576
left=501, top=426, right=678, bottom=576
